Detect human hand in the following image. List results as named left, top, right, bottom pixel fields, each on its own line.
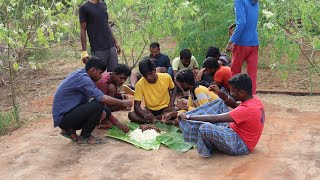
left=226, top=42, right=234, bottom=52
left=144, top=113, right=156, bottom=123
left=161, top=112, right=172, bottom=123
left=121, top=94, right=129, bottom=100
left=208, top=84, right=221, bottom=94
left=115, top=42, right=121, bottom=55
left=115, top=121, right=129, bottom=133
left=122, top=100, right=133, bottom=109
left=177, top=112, right=187, bottom=119
left=81, top=51, right=89, bottom=64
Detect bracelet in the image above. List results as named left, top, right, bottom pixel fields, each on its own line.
left=225, top=95, right=230, bottom=102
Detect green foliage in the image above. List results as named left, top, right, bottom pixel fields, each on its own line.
left=0, top=110, right=15, bottom=135
left=171, top=0, right=234, bottom=64
left=259, top=0, right=320, bottom=83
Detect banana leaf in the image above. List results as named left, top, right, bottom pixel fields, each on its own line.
left=156, top=132, right=195, bottom=153
left=106, top=122, right=194, bottom=152
left=106, top=125, right=160, bottom=150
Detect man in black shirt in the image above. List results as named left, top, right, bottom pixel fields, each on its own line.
left=79, top=0, right=121, bottom=72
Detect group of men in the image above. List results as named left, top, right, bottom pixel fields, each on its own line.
left=52, top=0, right=264, bottom=157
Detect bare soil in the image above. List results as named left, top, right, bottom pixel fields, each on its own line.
left=0, top=48, right=320, bottom=179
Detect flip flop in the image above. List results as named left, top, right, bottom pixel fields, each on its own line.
left=60, top=129, right=78, bottom=142
left=78, top=136, right=106, bottom=145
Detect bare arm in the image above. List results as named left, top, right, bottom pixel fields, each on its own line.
left=80, top=22, right=87, bottom=51
left=208, top=84, right=239, bottom=108
left=169, top=87, right=177, bottom=107
left=133, top=100, right=147, bottom=117
left=187, top=113, right=234, bottom=123
left=100, top=95, right=132, bottom=108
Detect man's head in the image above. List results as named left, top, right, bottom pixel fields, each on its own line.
left=85, top=56, right=106, bottom=82
left=203, top=57, right=220, bottom=74
left=139, top=57, right=157, bottom=83
left=149, top=42, right=161, bottom=58
left=228, top=73, right=253, bottom=101
left=175, top=69, right=195, bottom=91
left=112, top=64, right=131, bottom=86
left=206, top=46, right=221, bottom=59
left=180, top=49, right=192, bottom=67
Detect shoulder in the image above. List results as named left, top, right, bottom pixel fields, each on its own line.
left=172, top=57, right=180, bottom=63
left=191, top=56, right=197, bottom=61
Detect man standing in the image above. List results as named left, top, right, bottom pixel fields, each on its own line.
left=226, top=0, right=259, bottom=94
left=80, top=0, right=121, bottom=72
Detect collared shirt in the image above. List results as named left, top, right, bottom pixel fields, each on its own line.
left=52, top=68, right=104, bottom=127
left=150, top=53, right=171, bottom=69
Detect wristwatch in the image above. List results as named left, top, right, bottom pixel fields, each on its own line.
left=186, top=114, right=191, bottom=119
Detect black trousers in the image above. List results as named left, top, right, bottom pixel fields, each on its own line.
left=59, top=100, right=111, bottom=138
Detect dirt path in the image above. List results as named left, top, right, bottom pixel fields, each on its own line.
left=0, top=96, right=319, bottom=179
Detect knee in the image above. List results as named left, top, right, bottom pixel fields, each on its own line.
left=199, top=123, right=214, bottom=137
left=128, top=111, right=135, bottom=121
left=91, top=100, right=104, bottom=111
left=103, top=106, right=111, bottom=118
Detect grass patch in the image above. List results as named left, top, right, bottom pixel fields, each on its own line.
left=0, top=111, right=16, bottom=135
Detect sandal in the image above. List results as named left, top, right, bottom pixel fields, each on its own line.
left=60, top=129, right=78, bottom=142
left=77, top=136, right=106, bottom=145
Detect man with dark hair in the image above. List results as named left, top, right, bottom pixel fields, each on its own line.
left=94, top=64, right=132, bottom=129
left=206, top=46, right=230, bottom=66
left=179, top=73, right=265, bottom=157
left=196, top=46, right=231, bottom=83
left=202, top=57, right=232, bottom=92
left=80, top=0, right=121, bottom=72
left=52, top=57, right=132, bottom=144
left=161, top=69, right=219, bottom=123
left=172, top=49, right=199, bottom=78
left=128, top=42, right=172, bottom=90
left=95, top=64, right=131, bottom=103
left=226, top=0, right=259, bottom=95
left=128, top=58, right=176, bottom=123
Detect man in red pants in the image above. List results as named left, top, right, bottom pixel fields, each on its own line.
left=226, top=0, right=259, bottom=95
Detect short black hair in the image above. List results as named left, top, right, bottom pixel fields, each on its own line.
left=180, top=49, right=192, bottom=60
left=228, top=73, right=252, bottom=95
left=206, top=46, right=221, bottom=58
left=114, top=64, right=131, bottom=77
left=139, top=57, right=155, bottom=76
left=85, top=56, right=106, bottom=72
left=150, top=42, right=160, bottom=49
left=203, top=57, right=220, bottom=69
left=176, top=69, right=195, bottom=86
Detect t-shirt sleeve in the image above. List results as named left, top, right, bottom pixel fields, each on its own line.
left=192, top=56, right=199, bottom=69
left=79, top=5, right=87, bottom=22
left=214, top=69, right=223, bottom=83
left=168, top=75, right=175, bottom=89
left=172, top=58, right=179, bottom=71
left=165, top=56, right=172, bottom=68
left=80, top=77, right=104, bottom=102
left=134, top=82, right=143, bottom=101
left=194, top=87, right=210, bottom=106
left=229, top=105, right=248, bottom=124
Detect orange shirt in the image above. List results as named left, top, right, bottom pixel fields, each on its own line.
left=214, top=66, right=232, bottom=91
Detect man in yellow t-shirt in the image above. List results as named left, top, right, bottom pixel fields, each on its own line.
left=128, top=58, right=177, bottom=123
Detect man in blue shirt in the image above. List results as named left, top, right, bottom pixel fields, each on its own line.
left=128, top=42, right=172, bottom=90
left=52, top=56, right=132, bottom=144
left=226, top=0, right=259, bottom=95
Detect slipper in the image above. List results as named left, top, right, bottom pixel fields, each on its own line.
left=60, top=129, right=78, bottom=142
left=78, top=136, right=106, bottom=145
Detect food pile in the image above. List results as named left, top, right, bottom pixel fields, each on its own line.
left=129, top=124, right=161, bottom=142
